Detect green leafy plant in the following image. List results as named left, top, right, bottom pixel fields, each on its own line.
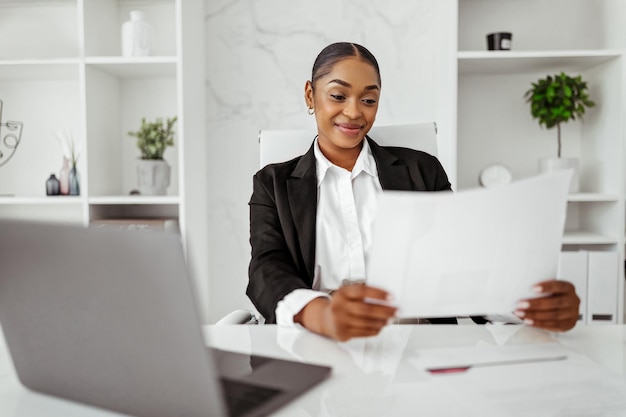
left=524, top=73, right=595, bottom=158
left=128, top=116, right=177, bottom=160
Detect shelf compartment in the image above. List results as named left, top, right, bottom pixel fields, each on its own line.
left=458, top=50, right=621, bottom=75
left=0, top=1, right=78, bottom=60
left=83, top=0, right=177, bottom=57
left=458, top=0, right=620, bottom=53
left=0, top=76, right=82, bottom=198
left=457, top=58, right=623, bottom=192
left=85, top=65, right=178, bottom=197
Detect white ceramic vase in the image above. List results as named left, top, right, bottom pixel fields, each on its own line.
left=136, top=160, right=170, bottom=196
left=538, top=157, right=579, bottom=193
left=121, top=11, right=154, bottom=57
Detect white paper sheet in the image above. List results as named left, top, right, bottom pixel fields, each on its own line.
left=411, top=343, right=568, bottom=371
left=431, top=350, right=626, bottom=416
left=367, top=171, right=572, bottom=318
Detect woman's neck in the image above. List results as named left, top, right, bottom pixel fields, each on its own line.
left=318, top=140, right=363, bottom=172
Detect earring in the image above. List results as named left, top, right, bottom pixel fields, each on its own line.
left=308, top=107, right=315, bottom=115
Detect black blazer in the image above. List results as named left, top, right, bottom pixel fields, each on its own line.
left=247, top=137, right=453, bottom=324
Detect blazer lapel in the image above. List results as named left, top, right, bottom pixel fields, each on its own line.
left=286, top=145, right=317, bottom=284
left=368, top=137, right=417, bottom=191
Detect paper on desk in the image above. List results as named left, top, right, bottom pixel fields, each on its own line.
left=411, top=342, right=567, bottom=371
left=367, top=171, right=572, bottom=318
left=432, top=349, right=626, bottom=415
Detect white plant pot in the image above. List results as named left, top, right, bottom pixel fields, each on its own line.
left=538, top=157, right=579, bottom=193
left=136, top=159, right=170, bottom=196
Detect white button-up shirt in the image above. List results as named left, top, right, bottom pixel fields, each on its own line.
left=275, top=138, right=382, bottom=326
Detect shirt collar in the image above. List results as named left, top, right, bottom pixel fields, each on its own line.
left=314, top=136, right=378, bottom=187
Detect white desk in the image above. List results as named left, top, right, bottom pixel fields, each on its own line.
left=1, top=324, right=626, bottom=416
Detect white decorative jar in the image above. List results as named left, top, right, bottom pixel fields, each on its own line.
left=538, top=157, right=579, bottom=193
left=121, top=11, right=154, bottom=57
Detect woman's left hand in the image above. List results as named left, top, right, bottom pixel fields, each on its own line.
left=514, top=279, right=580, bottom=332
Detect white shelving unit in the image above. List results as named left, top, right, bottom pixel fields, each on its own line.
left=0, top=0, right=209, bottom=322
left=457, top=0, right=626, bottom=323
left=0, top=0, right=188, bottom=238
left=0, top=0, right=208, bottom=321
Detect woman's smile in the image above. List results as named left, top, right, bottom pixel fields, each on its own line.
left=335, top=122, right=363, bottom=136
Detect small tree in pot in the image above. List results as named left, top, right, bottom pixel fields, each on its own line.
left=128, top=116, right=177, bottom=195
left=524, top=72, right=595, bottom=191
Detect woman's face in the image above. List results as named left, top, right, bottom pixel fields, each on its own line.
left=305, top=57, right=380, bottom=165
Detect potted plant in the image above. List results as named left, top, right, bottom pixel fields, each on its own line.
left=128, top=116, right=177, bottom=196
left=524, top=72, right=595, bottom=192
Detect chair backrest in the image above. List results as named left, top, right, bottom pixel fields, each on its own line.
left=258, top=122, right=437, bottom=168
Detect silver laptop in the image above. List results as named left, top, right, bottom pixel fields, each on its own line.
left=0, top=220, right=331, bottom=417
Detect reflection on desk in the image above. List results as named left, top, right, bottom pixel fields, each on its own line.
left=2, top=324, right=626, bottom=417
left=206, top=324, right=626, bottom=417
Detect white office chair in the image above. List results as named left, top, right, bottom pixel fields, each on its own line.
left=215, top=122, right=438, bottom=325
left=259, top=122, right=438, bottom=168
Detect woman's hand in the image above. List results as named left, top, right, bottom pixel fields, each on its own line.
left=294, top=284, right=397, bottom=341
left=514, top=279, right=580, bottom=332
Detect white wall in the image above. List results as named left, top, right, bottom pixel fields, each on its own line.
left=203, top=0, right=457, bottom=322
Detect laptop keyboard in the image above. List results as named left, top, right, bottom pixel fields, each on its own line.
left=220, top=377, right=282, bottom=417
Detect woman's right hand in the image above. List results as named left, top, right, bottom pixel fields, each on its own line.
left=295, top=284, right=397, bottom=341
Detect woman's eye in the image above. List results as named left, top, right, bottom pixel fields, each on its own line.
left=362, top=99, right=377, bottom=105
left=330, top=94, right=345, bottom=101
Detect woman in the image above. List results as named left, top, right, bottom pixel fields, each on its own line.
left=247, top=42, right=580, bottom=341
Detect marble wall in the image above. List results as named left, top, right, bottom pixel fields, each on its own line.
left=203, top=0, right=457, bottom=322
